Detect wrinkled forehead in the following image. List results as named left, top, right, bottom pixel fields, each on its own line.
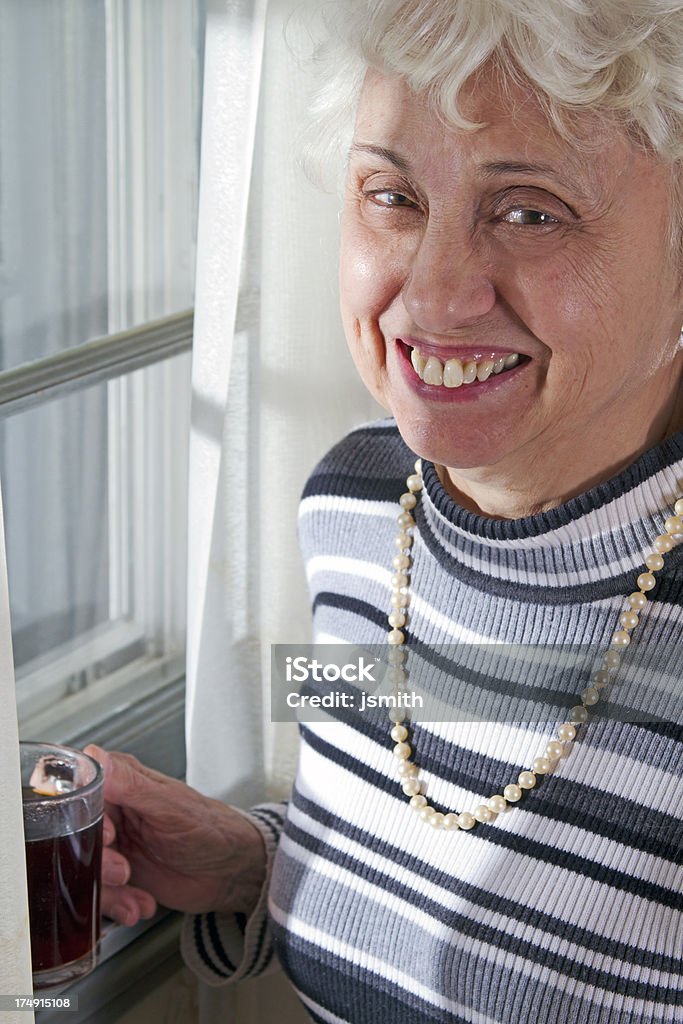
left=350, top=67, right=635, bottom=195
left=353, top=65, right=614, bottom=158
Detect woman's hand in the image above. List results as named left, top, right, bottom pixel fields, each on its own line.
left=85, top=745, right=267, bottom=928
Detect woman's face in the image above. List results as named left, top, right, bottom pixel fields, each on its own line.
left=340, top=70, right=683, bottom=511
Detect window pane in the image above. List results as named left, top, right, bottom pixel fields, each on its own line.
left=4, top=352, right=191, bottom=721
left=0, top=0, right=203, bottom=369
left=2, top=386, right=110, bottom=668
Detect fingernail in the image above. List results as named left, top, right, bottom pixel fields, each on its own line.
left=108, top=863, right=129, bottom=886
left=110, top=904, right=134, bottom=926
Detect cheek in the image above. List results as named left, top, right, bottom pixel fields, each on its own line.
left=339, top=237, right=399, bottom=407
left=339, top=221, right=407, bottom=323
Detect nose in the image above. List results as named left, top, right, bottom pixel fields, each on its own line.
left=402, top=223, right=496, bottom=333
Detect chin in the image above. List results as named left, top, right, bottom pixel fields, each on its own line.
left=393, top=415, right=514, bottom=472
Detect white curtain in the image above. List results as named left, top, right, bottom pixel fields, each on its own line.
left=0, top=486, right=34, bottom=1024
left=185, top=0, right=377, bottom=1019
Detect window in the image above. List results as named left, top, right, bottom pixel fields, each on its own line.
left=1, top=0, right=205, bottom=760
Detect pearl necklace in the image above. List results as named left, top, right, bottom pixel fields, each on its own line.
left=388, top=459, right=683, bottom=830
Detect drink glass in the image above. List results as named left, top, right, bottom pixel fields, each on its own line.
left=20, top=742, right=104, bottom=990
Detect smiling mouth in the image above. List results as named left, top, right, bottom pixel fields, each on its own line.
left=403, top=344, right=528, bottom=387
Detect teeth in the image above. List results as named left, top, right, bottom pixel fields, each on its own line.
left=423, top=356, right=444, bottom=386
left=476, top=359, right=494, bottom=382
left=443, top=358, right=463, bottom=388
left=411, top=348, right=426, bottom=377
left=410, top=348, right=523, bottom=387
left=463, top=360, right=478, bottom=384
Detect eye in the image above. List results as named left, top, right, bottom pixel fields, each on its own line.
left=365, top=190, right=418, bottom=209
left=500, top=208, right=560, bottom=226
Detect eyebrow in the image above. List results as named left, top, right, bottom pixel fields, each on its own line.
left=349, top=145, right=589, bottom=203
left=348, top=143, right=413, bottom=174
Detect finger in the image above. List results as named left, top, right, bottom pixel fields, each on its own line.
left=101, top=885, right=157, bottom=927
left=101, top=848, right=131, bottom=888
left=103, top=812, right=116, bottom=847
left=85, top=744, right=174, bottom=812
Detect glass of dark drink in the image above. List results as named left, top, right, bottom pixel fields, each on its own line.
left=20, top=742, right=104, bottom=990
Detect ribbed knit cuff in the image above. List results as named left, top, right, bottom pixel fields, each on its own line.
left=180, top=802, right=286, bottom=987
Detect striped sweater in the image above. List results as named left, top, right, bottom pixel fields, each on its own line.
left=182, top=418, right=683, bottom=1023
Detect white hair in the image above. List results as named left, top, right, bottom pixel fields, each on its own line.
left=299, top=0, right=683, bottom=181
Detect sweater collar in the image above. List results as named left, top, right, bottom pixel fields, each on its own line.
left=415, top=430, right=683, bottom=593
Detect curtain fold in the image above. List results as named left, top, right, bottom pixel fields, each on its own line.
left=0, top=484, right=34, bottom=1023
left=186, top=0, right=378, bottom=1019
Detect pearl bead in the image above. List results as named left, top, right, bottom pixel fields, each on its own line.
left=387, top=667, right=407, bottom=684
left=629, top=592, right=647, bottom=610
left=619, top=611, right=639, bottom=630
left=388, top=629, right=405, bottom=645
left=399, top=492, right=417, bottom=509
left=571, top=705, right=589, bottom=724
left=397, top=760, right=417, bottom=777
left=675, top=498, right=683, bottom=516
left=546, top=740, right=564, bottom=759
left=533, top=756, right=551, bottom=774
left=414, top=459, right=422, bottom=474
left=402, top=778, right=421, bottom=797
left=581, top=687, right=600, bottom=706
left=636, top=573, right=656, bottom=592
left=391, top=724, right=408, bottom=742
left=611, top=630, right=631, bottom=647
left=397, top=512, right=414, bottom=528
left=474, top=804, right=494, bottom=823
left=457, top=811, right=476, bottom=830
left=664, top=514, right=683, bottom=535
left=518, top=771, right=536, bottom=790
left=392, top=553, right=410, bottom=570
left=603, top=649, right=621, bottom=669
left=388, top=611, right=406, bottom=628
left=394, top=742, right=411, bottom=759
left=592, top=669, right=610, bottom=687
left=394, top=532, right=413, bottom=549
left=443, top=813, right=460, bottom=830
left=406, top=474, right=423, bottom=492
left=485, top=795, right=504, bottom=815
left=390, top=592, right=410, bottom=608
left=391, top=572, right=409, bottom=588
left=410, top=794, right=427, bottom=809
left=419, top=806, right=434, bottom=821
left=645, top=553, right=664, bottom=571
left=387, top=647, right=407, bottom=664
left=654, top=534, right=674, bottom=553
left=429, top=812, right=445, bottom=829
left=388, top=707, right=405, bottom=723
left=557, top=723, right=576, bottom=741
left=503, top=784, right=522, bottom=802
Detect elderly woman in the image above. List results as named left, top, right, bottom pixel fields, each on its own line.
left=89, top=1, right=683, bottom=1021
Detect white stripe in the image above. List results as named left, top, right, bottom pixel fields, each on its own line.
left=296, top=730, right=682, bottom=944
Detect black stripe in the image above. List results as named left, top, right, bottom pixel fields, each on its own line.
left=251, top=809, right=282, bottom=847
left=253, top=804, right=287, bottom=828
left=205, top=912, right=237, bottom=973
left=271, top=923, right=472, bottom=1024
left=283, top=801, right=682, bottom=979
left=298, top=725, right=683, bottom=898
left=242, top=909, right=271, bottom=979
left=192, top=914, right=231, bottom=979
left=415, top=494, right=683, bottom=604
